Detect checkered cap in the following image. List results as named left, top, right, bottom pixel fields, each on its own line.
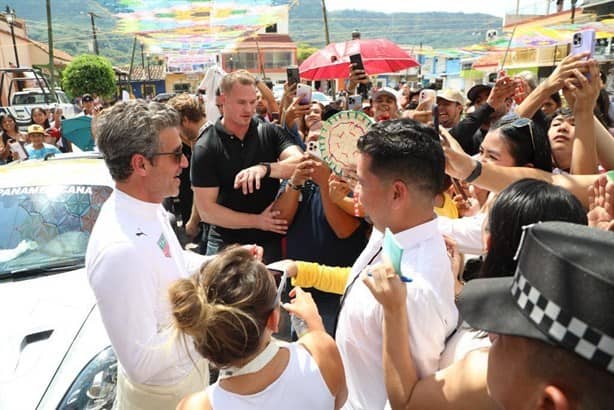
left=511, top=271, right=614, bottom=374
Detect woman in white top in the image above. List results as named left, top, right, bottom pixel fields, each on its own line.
left=170, top=246, right=347, bottom=410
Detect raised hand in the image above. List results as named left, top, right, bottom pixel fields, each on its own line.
left=362, top=263, right=407, bottom=312
left=328, top=174, right=352, bottom=204
left=282, top=287, right=325, bottom=332
left=587, top=174, right=614, bottom=232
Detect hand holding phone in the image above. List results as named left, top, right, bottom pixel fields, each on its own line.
left=570, top=29, right=596, bottom=59
left=286, top=66, right=300, bottom=86
left=296, top=84, right=312, bottom=105
left=348, top=94, right=362, bottom=110
left=418, top=89, right=436, bottom=111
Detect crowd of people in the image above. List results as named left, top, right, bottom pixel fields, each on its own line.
left=3, top=47, right=614, bottom=409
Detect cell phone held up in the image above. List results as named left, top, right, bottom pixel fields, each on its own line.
left=570, top=29, right=596, bottom=59
left=348, top=94, right=362, bottom=111
left=349, top=53, right=368, bottom=97
left=296, top=83, right=312, bottom=105
left=286, top=66, right=300, bottom=86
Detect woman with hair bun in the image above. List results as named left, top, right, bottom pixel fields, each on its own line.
left=169, top=246, right=347, bottom=410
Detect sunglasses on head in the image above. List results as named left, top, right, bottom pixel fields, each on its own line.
left=506, top=117, right=535, bottom=152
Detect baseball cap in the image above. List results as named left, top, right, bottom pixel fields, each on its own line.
left=372, top=87, right=400, bottom=108
left=82, top=94, right=94, bottom=102
left=27, top=124, right=46, bottom=135
left=437, top=89, right=465, bottom=106
left=45, top=128, right=61, bottom=139
left=459, top=221, right=614, bottom=375
left=466, top=84, right=492, bottom=105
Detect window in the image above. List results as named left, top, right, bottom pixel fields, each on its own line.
left=143, top=84, right=156, bottom=97
left=263, top=51, right=292, bottom=69
left=173, top=83, right=190, bottom=93
left=223, top=53, right=258, bottom=70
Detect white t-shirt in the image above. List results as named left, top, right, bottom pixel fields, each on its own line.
left=336, top=219, right=458, bottom=410
left=86, top=189, right=210, bottom=385
left=439, top=322, right=491, bottom=369
left=207, top=342, right=334, bottom=409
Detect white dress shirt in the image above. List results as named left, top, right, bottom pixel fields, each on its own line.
left=336, top=218, right=458, bottom=410
left=437, top=212, right=486, bottom=256
left=86, top=190, right=210, bottom=385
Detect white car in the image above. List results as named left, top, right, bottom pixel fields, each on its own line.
left=0, top=153, right=117, bottom=409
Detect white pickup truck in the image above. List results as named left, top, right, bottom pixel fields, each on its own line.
left=0, top=67, right=77, bottom=129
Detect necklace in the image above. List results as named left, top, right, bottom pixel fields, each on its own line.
left=218, top=339, right=280, bottom=379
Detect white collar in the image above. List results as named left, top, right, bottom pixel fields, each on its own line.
left=218, top=339, right=280, bottom=379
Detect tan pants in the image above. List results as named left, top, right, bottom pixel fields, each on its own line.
left=113, top=360, right=209, bottom=410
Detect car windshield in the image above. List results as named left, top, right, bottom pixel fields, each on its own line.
left=0, top=184, right=112, bottom=277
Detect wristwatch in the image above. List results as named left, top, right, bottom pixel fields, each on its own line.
left=464, top=160, right=483, bottom=183
left=259, top=162, right=271, bottom=178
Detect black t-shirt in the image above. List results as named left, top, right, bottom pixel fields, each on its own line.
left=191, top=118, right=296, bottom=244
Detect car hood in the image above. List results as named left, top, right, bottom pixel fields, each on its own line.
left=0, top=268, right=95, bottom=409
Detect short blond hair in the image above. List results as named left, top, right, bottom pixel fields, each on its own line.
left=220, top=70, right=255, bottom=95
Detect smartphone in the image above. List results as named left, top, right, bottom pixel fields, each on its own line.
left=349, top=54, right=368, bottom=96
left=307, top=140, right=321, bottom=159
left=418, top=89, right=436, bottom=110
left=297, top=83, right=312, bottom=105
left=570, top=29, right=596, bottom=59
left=348, top=94, right=362, bottom=110
left=268, top=267, right=287, bottom=298
left=286, top=66, right=300, bottom=86
left=349, top=53, right=364, bottom=71
left=432, top=104, right=440, bottom=135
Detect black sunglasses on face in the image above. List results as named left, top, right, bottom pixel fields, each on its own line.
left=150, top=147, right=184, bottom=163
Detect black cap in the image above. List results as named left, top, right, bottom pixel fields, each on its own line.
left=82, top=94, right=94, bottom=102
left=459, top=221, right=614, bottom=374
left=466, top=84, right=492, bottom=105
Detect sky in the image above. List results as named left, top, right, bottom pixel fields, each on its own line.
left=325, top=0, right=521, bottom=18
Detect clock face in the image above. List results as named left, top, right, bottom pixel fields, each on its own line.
left=319, top=110, right=374, bottom=175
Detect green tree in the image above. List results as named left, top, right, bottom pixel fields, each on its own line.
left=297, top=42, right=319, bottom=64
left=62, top=54, right=116, bottom=99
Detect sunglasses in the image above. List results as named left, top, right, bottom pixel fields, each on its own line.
left=151, top=147, right=184, bottom=163
left=507, top=117, right=535, bottom=152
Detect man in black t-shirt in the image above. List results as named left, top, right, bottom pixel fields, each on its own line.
left=191, top=70, right=302, bottom=262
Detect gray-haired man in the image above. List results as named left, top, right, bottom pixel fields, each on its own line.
left=86, top=100, right=213, bottom=409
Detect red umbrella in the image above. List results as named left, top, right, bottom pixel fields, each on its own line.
left=299, top=38, right=419, bottom=80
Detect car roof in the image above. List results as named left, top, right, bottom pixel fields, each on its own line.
left=0, top=155, right=113, bottom=188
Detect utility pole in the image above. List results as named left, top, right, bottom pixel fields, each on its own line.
left=571, top=0, right=577, bottom=23
left=320, top=0, right=333, bottom=97
left=320, top=0, right=331, bottom=45
left=88, top=11, right=99, bottom=55
left=5, top=6, right=19, bottom=67
left=128, top=36, right=137, bottom=96
left=140, top=42, right=145, bottom=70
left=46, top=0, right=56, bottom=98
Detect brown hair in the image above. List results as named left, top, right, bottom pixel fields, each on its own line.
left=168, top=93, right=205, bottom=123
left=220, top=70, right=255, bottom=95
left=169, top=246, right=277, bottom=367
